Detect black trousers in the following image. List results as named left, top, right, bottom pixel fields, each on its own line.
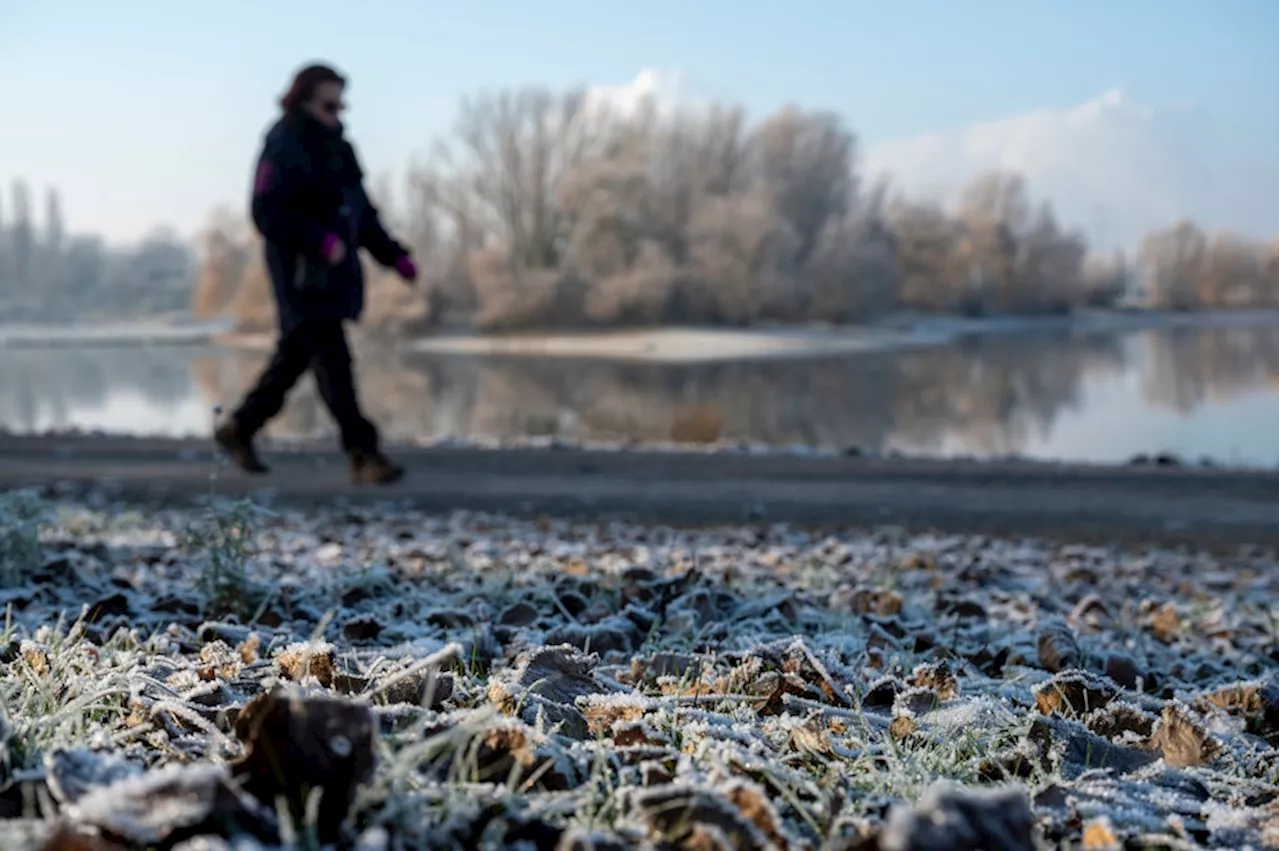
left=231, top=319, right=378, bottom=454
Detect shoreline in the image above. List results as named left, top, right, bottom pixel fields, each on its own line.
left=0, top=308, right=1272, bottom=363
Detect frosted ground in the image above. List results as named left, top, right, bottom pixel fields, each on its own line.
left=0, top=489, right=1275, bottom=850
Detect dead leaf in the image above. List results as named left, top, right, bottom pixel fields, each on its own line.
left=1148, top=603, right=1180, bottom=643
left=1148, top=704, right=1220, bottom=768
left=232, top=689, right=375, bottom=843
left=1036, top=622, right=1081, bottom=673
left=275, top=643, right=335, bottom=687
left=1081, top=816, right=1120, bottom=849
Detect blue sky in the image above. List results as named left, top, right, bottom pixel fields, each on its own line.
left=2, top=0, right=1276, bottom=245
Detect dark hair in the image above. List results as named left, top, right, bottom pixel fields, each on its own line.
left=280, top=63, right=346, bottom=113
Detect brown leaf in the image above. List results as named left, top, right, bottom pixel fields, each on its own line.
left=1148, top=603, right=1181, bottom=644
left=275, top=643, right=335, bottom=687
left=910, top=661, right=958, bottom=702
left=342, top=616, right=382, bottom=641
left=581, top=696, right=647, bottom=737
left=64, top=764, right=273, bottom=848
left=835, top=586, right=903, bottom=617
left=1070, top=594, right=1113, bottom=629
left=1198, top=681, right=1279, bottom=747
left=22, top=645, right=51, bottom=677
left=1147, top=704, right=1220, bottom=768
left=626, top=786, right=774, bottom=851
left=237, top=633, right=260, bottom=665
left=498, top=601, right=540, bottom=626
left=753, top=670, right=820, bottom=716
left=1034, top=671, right=1119, bottom=717
left=786, top=714, right=834, bottom=757
left=1036, top=622, right=1081, bottom=673
left=880, top=784, right=1036, bottom=851
left=232, top=689, right=376, bottom=843
left=890, top=716, right=917, bottom=740
left=724, top=781, right=791, bottom=851
left=1081, top=816, right=1120, bottom=849
left=37, top=826, right=122, bottom=851
left=1103, top=653, right=1143, bottom=691
left=1086, top=703, right=1157, bottom=741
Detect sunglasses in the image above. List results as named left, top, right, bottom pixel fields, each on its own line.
left=319, top=99, right=345, bottom=116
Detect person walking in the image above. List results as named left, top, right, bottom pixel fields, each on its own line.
left=215, top=63, right=418, bottom=484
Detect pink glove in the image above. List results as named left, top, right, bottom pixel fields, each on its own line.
left=321, top=234, right=345, bottom=265
left=394, top=254, right=418, bottom=283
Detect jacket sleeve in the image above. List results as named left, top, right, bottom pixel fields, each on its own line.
left=357, top=185, right=408, bottom=268
left=250, top=135, right=331, bottom=255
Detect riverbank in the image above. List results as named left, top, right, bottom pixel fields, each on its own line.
left=2, top=309, right=1273, bottom=364
left=0, top=317, right=236, bottom=349
left=400, top=309, right=1276, bottom=363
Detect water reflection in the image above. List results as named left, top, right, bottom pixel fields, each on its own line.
left=1142, top=325, right=1279, bottom=414
left=0, top=323, right=1275, bottom=466
left=0, top=345, right=201, bottom=435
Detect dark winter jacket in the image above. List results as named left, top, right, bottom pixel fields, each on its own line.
left=249, top=110, right=407, bottom=334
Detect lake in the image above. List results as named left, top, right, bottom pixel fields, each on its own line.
left=0, top=319, right=1275, bottom=468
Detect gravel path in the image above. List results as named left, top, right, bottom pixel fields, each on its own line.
left=0, top=435, right=1273, bottom=550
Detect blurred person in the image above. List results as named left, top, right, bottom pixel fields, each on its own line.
left=214, top=63, right=418, bottom=484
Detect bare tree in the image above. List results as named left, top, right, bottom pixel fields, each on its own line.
left=1263, top=237, right=1279, bottom=308
left=1015, top=203, right=1087, bottom=313
left=747, top=106, right=855, bottom=265
left=952, top=173, right=1032, bottom=312
left=889, top=200, right=965, bottom=312
left=1081, top=251, right=1131, bottom=307
left=804, top=206, right=899, bottom=321
left=191, top=207, right=252, bottom=319
left=451, top=87, right=600, bottom=268
left=686, top=191, right=797, bottom=325
left=561, top=153, right=675, bottom=323
left=642, top=105, right=751, bottom=263
left=469, top=245, right=572, bottom=330
left=1141, top=221, right=1207, bottom=310
left=224, top=246, right=274, bottom=332
left=1196, top=233, right=1273, bottom=308
left=9, top=180, right=33, bottom=290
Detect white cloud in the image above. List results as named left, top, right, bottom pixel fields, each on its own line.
left=583, top=68, right=690, bottom=120
left=863, top=89, right=1278, bottom=251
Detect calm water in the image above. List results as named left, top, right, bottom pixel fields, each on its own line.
left=1, top=322, right=1276, bottom=467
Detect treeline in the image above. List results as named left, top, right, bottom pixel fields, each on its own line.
left=1140, top=222, right=1279, bottom=312
left=0, top=180, right=195, bottom=322
left=192, top=87, right=1278, bottom=334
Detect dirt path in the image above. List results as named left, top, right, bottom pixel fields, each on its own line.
left=0, top=434, right=1274, bottom=550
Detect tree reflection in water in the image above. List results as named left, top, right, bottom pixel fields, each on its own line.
left=0, top=324, right=1274, bottom=464
left=190, top=338, right=1106, bottom=453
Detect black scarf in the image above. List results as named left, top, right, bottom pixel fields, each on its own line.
left=284, top=109, right=363, bottom=185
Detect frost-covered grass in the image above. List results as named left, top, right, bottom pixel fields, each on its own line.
left=0, top=488, right=1275, bottom=850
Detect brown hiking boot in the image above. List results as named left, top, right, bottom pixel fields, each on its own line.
left=214, top=422, right=269, bottom=474
left=349, top=450, right=405, bottom=485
